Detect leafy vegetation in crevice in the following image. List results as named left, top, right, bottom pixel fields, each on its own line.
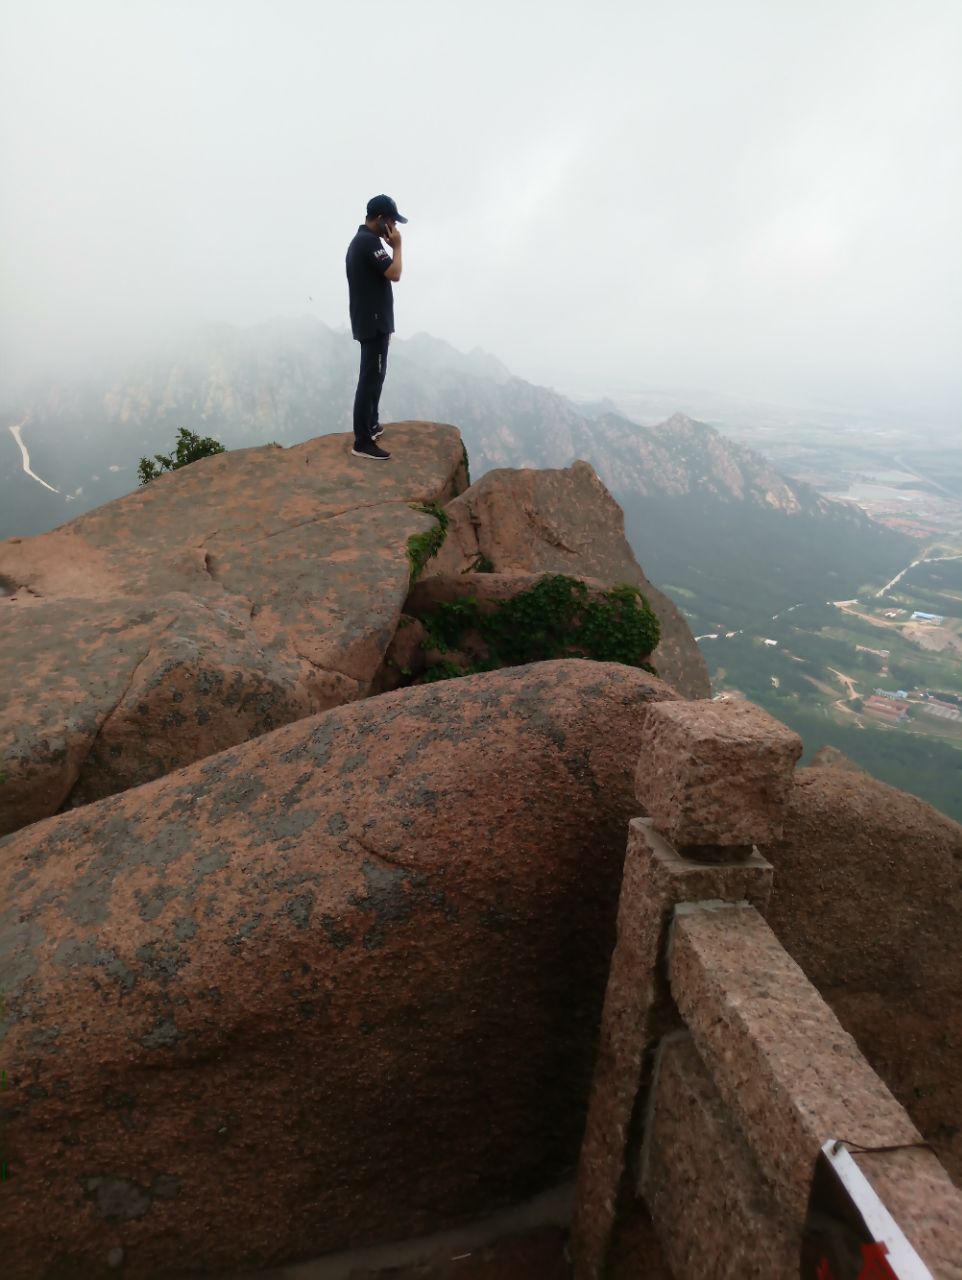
left=421, top=659, right=467, bottom=683
left=463, top=551, right=494, bottom=574
left=461, top=441, right=471, bottom=489
left=138, top=428, right=226, bottom=485
left=406, top=502, right=450, bottom=585
left=418, top=574, right=660, bottom=681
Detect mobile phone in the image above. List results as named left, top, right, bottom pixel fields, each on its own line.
left=379, top=216, right=390, bottom=237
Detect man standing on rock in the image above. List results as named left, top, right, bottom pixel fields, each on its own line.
left=346, top=194, right=407, bottom=461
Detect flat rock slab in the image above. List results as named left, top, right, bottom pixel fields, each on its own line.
left=427, top=461, right=710, bottom=701
left=0, top=659, right=679, bottom=1279
left=0, top=424, right=467, bottom=834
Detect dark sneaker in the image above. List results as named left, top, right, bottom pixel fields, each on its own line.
left=351, top=441, right=392, bottom=461
left=372, top=424, right=384, bottom=439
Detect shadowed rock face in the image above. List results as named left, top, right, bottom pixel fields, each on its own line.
left=0, top=659, right=679, bottom=1278
left=762, top=766, right=962, bottom=1185
left=427, top=461, right=710, bottom=700
left=0, top=424, right=467, bottom=835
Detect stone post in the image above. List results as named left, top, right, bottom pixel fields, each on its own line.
left=568, top=699, right=801, bottom=1279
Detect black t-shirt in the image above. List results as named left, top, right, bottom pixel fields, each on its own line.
left=345, top=224, right=394, bottom=341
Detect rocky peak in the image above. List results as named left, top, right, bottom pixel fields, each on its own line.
left=0, top=425, right=707, bottom=835
left=659, top=411, right=699, bottom=432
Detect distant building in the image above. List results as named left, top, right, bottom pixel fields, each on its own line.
left=911, top=611, right=945, bottom=624
left=874, top=689, right=909, bottom=701
left=922, top=699, right=962, bottom=723
left=863, top=696, right=908, bottom=724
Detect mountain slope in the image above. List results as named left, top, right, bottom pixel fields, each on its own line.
left=1, top=317, right=914, bottom=640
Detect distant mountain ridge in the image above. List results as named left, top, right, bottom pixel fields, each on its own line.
left=1, top=316, right=914, bottom=634
left=0, top=317, right=890, bottom=516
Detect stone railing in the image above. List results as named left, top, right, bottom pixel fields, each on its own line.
left=569, top=700, right=962, bottom=1279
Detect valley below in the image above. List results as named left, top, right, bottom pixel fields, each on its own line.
left=645, top=420, right=962, bottom=821
left=2, top=318, right=959, bottom=820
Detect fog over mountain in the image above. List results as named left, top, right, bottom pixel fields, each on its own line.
left=0, top=319, right=912, bottom=633
left=1, top=0, right=960, bottom=419
left=11, top=317, right=958, bottom=823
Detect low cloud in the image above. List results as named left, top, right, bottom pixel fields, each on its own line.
left=1, top=0, right=959, bottom=417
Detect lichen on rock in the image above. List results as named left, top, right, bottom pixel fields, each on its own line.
left=0, top=424, right=467, bottom=834
left=0, top=658, right=680, bottom=1276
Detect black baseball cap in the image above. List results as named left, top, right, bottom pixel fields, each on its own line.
left=366, top=194, right=408, bottom=224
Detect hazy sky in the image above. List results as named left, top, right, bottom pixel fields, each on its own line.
left=2, top=0, right=960, bottom=414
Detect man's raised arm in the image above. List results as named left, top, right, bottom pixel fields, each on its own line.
left=384, top=223, right=403, bottom=281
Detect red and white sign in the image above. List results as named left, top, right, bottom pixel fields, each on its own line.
left=800, top=1140, right=933, bottom=1279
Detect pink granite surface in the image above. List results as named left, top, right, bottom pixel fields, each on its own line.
left=641, top=1032, right=798, bottom=1279
left=669, top=903, right=962, bottom=1278
left=568, top=820, right=772, bottom=1280
left=634, top=700, right=802, bottom=848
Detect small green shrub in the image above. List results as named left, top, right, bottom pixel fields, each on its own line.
left=420, top=659, right=469, bottom=683
left=418, top=574, right=660, bottom=682
left=421, top=597, right=481, bottom=653
left=406, top=503, right=449, bottom=584
left=138, top=428, right=227, bottom=485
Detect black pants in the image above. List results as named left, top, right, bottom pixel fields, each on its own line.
left=353, top=332, right=390, bottom=446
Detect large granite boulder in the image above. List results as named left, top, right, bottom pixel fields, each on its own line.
left=427, top=461, right=709, bottom=700
left=0, top=659, right=679, bottom=1279
left=0, top=424, right=467, bottom=834
left=762, top=765, right=962, bottom=1184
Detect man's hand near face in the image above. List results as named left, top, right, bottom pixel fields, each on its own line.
left=384, top=221, right=403, bottom=281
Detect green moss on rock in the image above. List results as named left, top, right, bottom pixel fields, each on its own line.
left=406, top=503, right=450, bottom=585
left=419, top=574, right=660, bottom=681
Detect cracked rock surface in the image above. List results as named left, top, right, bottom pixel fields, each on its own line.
left=0, top=658, right=679, bottom=1277
left=0, top=423, right=467, bottom=834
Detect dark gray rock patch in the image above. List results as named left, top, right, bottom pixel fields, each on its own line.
left=82, top=1175, right=151, bottom=1222
left=140, top=1018, right=182, bottom=1049
left=53, top=939, right=136, bottom=994
left=282, top=893, right=315, bottom=930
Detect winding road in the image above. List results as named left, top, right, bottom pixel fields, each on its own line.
left=892, top=453, right=958, bottom=500
left=8, top=418, right=61, bottom=494
left=875, top=551, right=962, bottom=598
left=827, top=666, right=859, bottom=699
